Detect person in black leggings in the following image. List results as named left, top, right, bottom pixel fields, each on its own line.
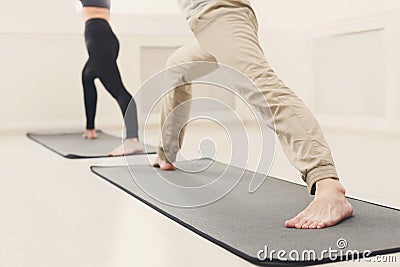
left=80, top=0, right=143, bottom=156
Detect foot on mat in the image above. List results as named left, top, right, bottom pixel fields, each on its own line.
left=285, top=178, right=353, bottom=229
left=152, top=156, right=175, bottom=170
left=83, top=129, right=98, bottom=140
left=108, top=138, right=144, bottom=156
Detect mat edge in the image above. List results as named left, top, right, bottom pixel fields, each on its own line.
left=26, top=131, right=156, bottom=159
left=89, top=161, right=400, bottom=266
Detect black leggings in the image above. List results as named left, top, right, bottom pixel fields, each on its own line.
left=82, top=18, right=139, bottom=139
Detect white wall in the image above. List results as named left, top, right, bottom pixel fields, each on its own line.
left=0, top=0, right=190, bottom=132
left=111, top=0, right=181, bottom=15
left=0, top=1, right=80, bottom=33
left=252, top=0, right=400, bottom=31
left=4, top=0, right=400, bottom=132
left=248, top=1, right=400, bottom=207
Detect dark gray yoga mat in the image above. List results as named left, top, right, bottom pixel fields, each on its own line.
left=91, top=159, right=400, bottom=266
left=27, top=130, right=156, bottom=159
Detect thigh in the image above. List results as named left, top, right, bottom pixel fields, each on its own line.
left=168, top=39, right=216, bottom=66
left=82, top=59, right=96, bottom=79
left=166, top=39, right=219, bottom=84
left=193, top=7, right=284, bottom=90
left=97, top=60, right=130, bottom=100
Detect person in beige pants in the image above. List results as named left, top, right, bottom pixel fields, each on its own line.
left=153, top=0, right=353, bottom=229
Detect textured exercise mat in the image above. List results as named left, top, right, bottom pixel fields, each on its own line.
left=27, top=130, right=156, bottom=159
left=91, top=159, right=400, bottom=266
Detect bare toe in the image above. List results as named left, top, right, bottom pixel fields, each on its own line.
left=308, top=222, right=319, bottom=229
left=285, top=216, right=300, bottom=228
left=317, top=221, right=327, bottom=229
left=302, top=221, right=313, bottom=229
left=294, top=216, right=310, bottom=229
left=285, top=220, right=296, bottom=228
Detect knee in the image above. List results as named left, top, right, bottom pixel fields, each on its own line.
left=114, top=90, right=133, bottom=106
left=166, top=53, right=180, bottom=68
left=165, top=56, right=188, bottom=86
left=82, top=65, right=94, bottom=79
left=174, top=86, right=192, bottom=99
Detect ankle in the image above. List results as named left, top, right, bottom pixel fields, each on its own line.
left=315, top=178, right=346, bottom=195
left=126, top=138, right=139, bottom=142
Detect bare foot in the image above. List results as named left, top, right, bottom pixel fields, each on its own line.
left=285, top=178, right=353, bottom=229
left=108, top=138, right=144, bottom=156
left=152, top=156, right=175, bottom=170
left=83, top=129, right=97, bottom=139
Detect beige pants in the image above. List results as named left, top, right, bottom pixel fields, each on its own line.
left=158, top=0, right=339, bottom=194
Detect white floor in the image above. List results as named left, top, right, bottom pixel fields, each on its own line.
left=0, top=125, right=399, bottom=267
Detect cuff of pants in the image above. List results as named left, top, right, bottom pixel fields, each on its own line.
left=157, top=147, right=177, bottom=163
left=157, top=147, right=168, bottom=161
left=303, top=165, right=339, bottom=195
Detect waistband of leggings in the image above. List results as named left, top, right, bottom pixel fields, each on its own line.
left=85, top=18, right=110, bottom=27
